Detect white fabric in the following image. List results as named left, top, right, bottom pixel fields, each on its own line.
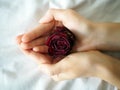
left=0, top=0, right=120, bottom=90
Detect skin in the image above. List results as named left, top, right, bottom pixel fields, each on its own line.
left=16, top=9, right=120, bottom=89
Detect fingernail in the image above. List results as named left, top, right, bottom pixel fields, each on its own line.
left=21, top=36, right=26, bottom=42
left=38, top=13, right=53, bottom=23
left=38, top=17, right=49, bottom=23
left=33, top=47, right=39, bottom=52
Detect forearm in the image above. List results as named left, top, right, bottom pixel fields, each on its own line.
left=94, top=53, right=120, bottom=89
left=94, top=23, right=120, bottom=51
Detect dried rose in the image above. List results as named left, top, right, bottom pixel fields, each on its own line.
left=46, top=26, right=75, bottom=57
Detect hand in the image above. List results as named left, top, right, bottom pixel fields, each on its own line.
left=16, top=35, right=97, bottom=80
left=16, top=34, right=61, bottom=64
left=16, top=35, right=120, bottom=88
left=16, top=9, right=120, bottom=89
left=18, top=9, right=99, bottom=53
left=16, top=37, right=120, bottom=89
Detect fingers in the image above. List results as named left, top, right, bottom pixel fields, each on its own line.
left=39, top=9, right=83, bottom=30
left=40, top=54, right=80, bottom=81
left=18, top=42, right=51, bottom=64
left=16, top=34, right=24, bottom=44
left=40, top=62, right=70, bottom=81
left=22, top=22, right=54, bottom=43
left=40, top=58, right=68, bottom=80
left=22, top=9, right=71, bottom=43
left=51, top=73, right=73, bottom=81
left=20, top=36, right=47, bottom=49
left=33, top=45, right=48, bottom=53
left=16, top=34, right=51, bottom=64
left=39, top=9, right=69, bottom=24
left=40, top=64, right=60, bottom=75
left=40, top=63, right=69, bottom=81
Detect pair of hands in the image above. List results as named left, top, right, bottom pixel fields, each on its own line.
left=16, top=9, right=117, bottom=81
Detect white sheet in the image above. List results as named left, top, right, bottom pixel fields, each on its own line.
left=0, top=0, right=120, bottom=90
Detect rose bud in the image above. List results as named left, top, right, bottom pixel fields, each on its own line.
left=46, top=26, right=75, bottom=57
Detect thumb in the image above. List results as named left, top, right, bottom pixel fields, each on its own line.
left=40, top=63, right=62, bottom=76
left=40, top=58, right=70, bottom=81
left=39, top=9, right=86, bottom=31
left=39, top=9, right=72, bottom=25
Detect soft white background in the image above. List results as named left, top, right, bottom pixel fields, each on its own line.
left=0, top=0, right=120, bottom=90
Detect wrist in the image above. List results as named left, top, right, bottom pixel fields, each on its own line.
left=93, top=54, right=112, bottom=80
left=83, top=51, right=113, bottom=78
left=92, top=22, right=120, bottom=51
left=92, top=52, right=120, bottom=88
left=91, top=22, right=109, bottom=50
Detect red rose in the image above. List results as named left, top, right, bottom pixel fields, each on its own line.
left=46, top=26, right=75, bottom=57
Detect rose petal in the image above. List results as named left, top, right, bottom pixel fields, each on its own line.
left=46, top=26, right=75, bottom=57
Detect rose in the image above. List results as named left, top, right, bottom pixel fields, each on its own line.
left=46, top=26, right=75, bottom=57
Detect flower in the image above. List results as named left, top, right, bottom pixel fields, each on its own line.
left=46, top=26, right=75, bottom=57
